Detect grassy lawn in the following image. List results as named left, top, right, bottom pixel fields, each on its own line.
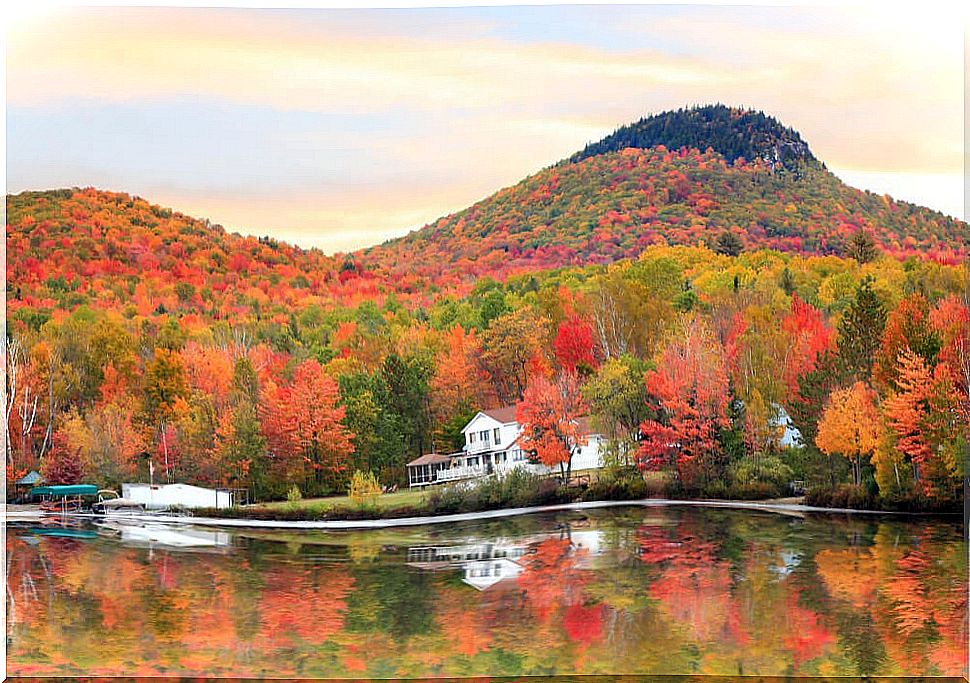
left=257, top=487, right=430, bottom=513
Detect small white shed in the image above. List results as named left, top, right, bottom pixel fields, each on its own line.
left=121, top=483, right=233, bottom=510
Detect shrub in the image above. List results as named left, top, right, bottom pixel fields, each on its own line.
left=427, top=469, right=568, bottom=515
left=348, top=470, right=381, bottom=508
left=805, top=484, right=877, bottom=510
left=730, top=454, right=792, bottom=495
left=583, top=466, right=649, bottom=501
left=286, top=485, right=303, bottom=503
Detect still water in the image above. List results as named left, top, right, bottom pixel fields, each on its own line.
left=5, top=506, right=967, bottom=678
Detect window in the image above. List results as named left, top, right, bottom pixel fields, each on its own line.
left=469, top=432, right=476, bottom=444
left=494, top=428, right=501, bottom=445
left=480, top=430, right=489, bottom=443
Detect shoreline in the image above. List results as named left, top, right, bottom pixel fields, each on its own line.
left=5, top=497, right=958, bottom=529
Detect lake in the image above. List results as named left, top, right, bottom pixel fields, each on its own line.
left=5, top=506, right=966, bottom=678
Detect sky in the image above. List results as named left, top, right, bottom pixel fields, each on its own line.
left=5, top=3, right=966, bottom=253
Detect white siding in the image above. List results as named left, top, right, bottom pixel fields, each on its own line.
left=122, top=483, right=232, bottom=509
left=571, top=434, right=605, bottom=471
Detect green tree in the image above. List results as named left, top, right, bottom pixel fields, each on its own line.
left=837, top=277, right=887, bottom=380
left=846, top=229, right=878, bottom=264
left=714, top=231, right=744, bottom=257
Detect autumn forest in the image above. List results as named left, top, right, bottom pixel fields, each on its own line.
left=5, top=107, right=969, bottom=509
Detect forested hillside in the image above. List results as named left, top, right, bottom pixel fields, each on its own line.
left=362, top=146, right=966, bottom=289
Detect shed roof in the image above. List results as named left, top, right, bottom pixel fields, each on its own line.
left=16, top=470, right=44, bottom=486
left=406, top=453, right=452, bottom=467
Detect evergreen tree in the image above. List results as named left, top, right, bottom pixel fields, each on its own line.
left=715, top=231, right=744, bottom=257
left=846, top=230, right=878, bottom=264
left=837, top=277, right=887, bottom=380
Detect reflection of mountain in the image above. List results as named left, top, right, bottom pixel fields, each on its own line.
left=97, top=521, right=232, bottom=552
left=407, top=528, right=604, bottom=590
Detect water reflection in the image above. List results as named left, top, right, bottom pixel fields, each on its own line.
left=5, top=508, right=966, bottom=678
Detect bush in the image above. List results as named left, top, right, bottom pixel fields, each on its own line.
left=805, top=484, right=961, bottom=513
left=583, top=466, right=649, bottom=501
left=348, top=470, right=381, bottom=508
left=805, top=484, right=878, bottom=510
left=730, top=454, right=792, bottom=495
left=427, top=469, right=568, bottom=515
left=286, top=485, right=303, bottom=503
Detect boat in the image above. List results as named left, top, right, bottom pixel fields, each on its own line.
left=91, top=489, right=146, bottom=516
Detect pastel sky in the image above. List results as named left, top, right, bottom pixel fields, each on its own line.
left=6, top=4, right=965, bottom=253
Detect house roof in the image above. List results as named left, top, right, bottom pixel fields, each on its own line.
left=481, top=405, right=518, bottom=424
left=406, top=453, right=452, bottom=467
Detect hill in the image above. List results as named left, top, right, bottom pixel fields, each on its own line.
left=4, top=188, right=407, bottom=330
left=360, top=117, right=966, bottom=288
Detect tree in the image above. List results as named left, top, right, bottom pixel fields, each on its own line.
left=846, top=230, right=878, bottom=264
left=430, top=325, right=493, bottom=426
left=638, top=317, right=730, bottom=487
left=781, top=294, right=835, bottom=396
left=837, top=277, right=887, bottom=380
left=582, top=356, right=651, bottom=466
left=553, top=312, right=599, bottom=373
left=481, top=308, right=550, bottom=402
left=516, top=372, right=589, bottom=482
left=587, top=268, right=669, bottom=360
left=815, top=381, right=880, bottom=486
left=41, top=429, right=88, bottom=485
left=261, top=359, right=355, bottom=495
left=380, top=352, right=433, bottom=459
left=714, top=231, right=744, bottom=257
left=141, top=347, right=190, bottom=482
left=873, top=294, right=940, bottom=390
left=882, top=347, right=963, bottom=498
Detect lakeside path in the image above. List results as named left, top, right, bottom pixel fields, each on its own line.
left=6, top=497, right=956, bottom=528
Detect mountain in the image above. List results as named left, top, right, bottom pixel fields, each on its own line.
left=6, top=107, right=968, bottom=320
left=360, top=107, right=966, bottom=287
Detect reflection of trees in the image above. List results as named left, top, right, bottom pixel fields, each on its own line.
left=344, top=563, right=434, bottom=640
left=5, top=514, right=967, bottom=678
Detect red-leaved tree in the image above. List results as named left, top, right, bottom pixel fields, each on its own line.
left=516, top=371, right=588, bottom=481
left=638, top=317, right=730, bottom=487
left=553, top=312, right=599, bottom=374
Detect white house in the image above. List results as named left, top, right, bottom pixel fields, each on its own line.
left=406, top=406, right=606, bottom=487
left=121, top=483, right=234, bottom=510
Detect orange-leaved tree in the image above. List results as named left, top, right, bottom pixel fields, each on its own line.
left=260, top=359, right=355, bottom=496
left=882, top=347, right=963, bottom=498
left=516, top=371, right=588, bottom=482
left=815, top=381, right=880, bottom=486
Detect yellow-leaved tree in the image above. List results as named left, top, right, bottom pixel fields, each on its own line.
left=815, top=381, right=880, bottom=486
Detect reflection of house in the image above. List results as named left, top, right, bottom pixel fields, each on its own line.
left=406, top=541, right=529, bottom=590
left=406, top=528, right=605, bottom=590
left=406, top=406, right=607, bottom=488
